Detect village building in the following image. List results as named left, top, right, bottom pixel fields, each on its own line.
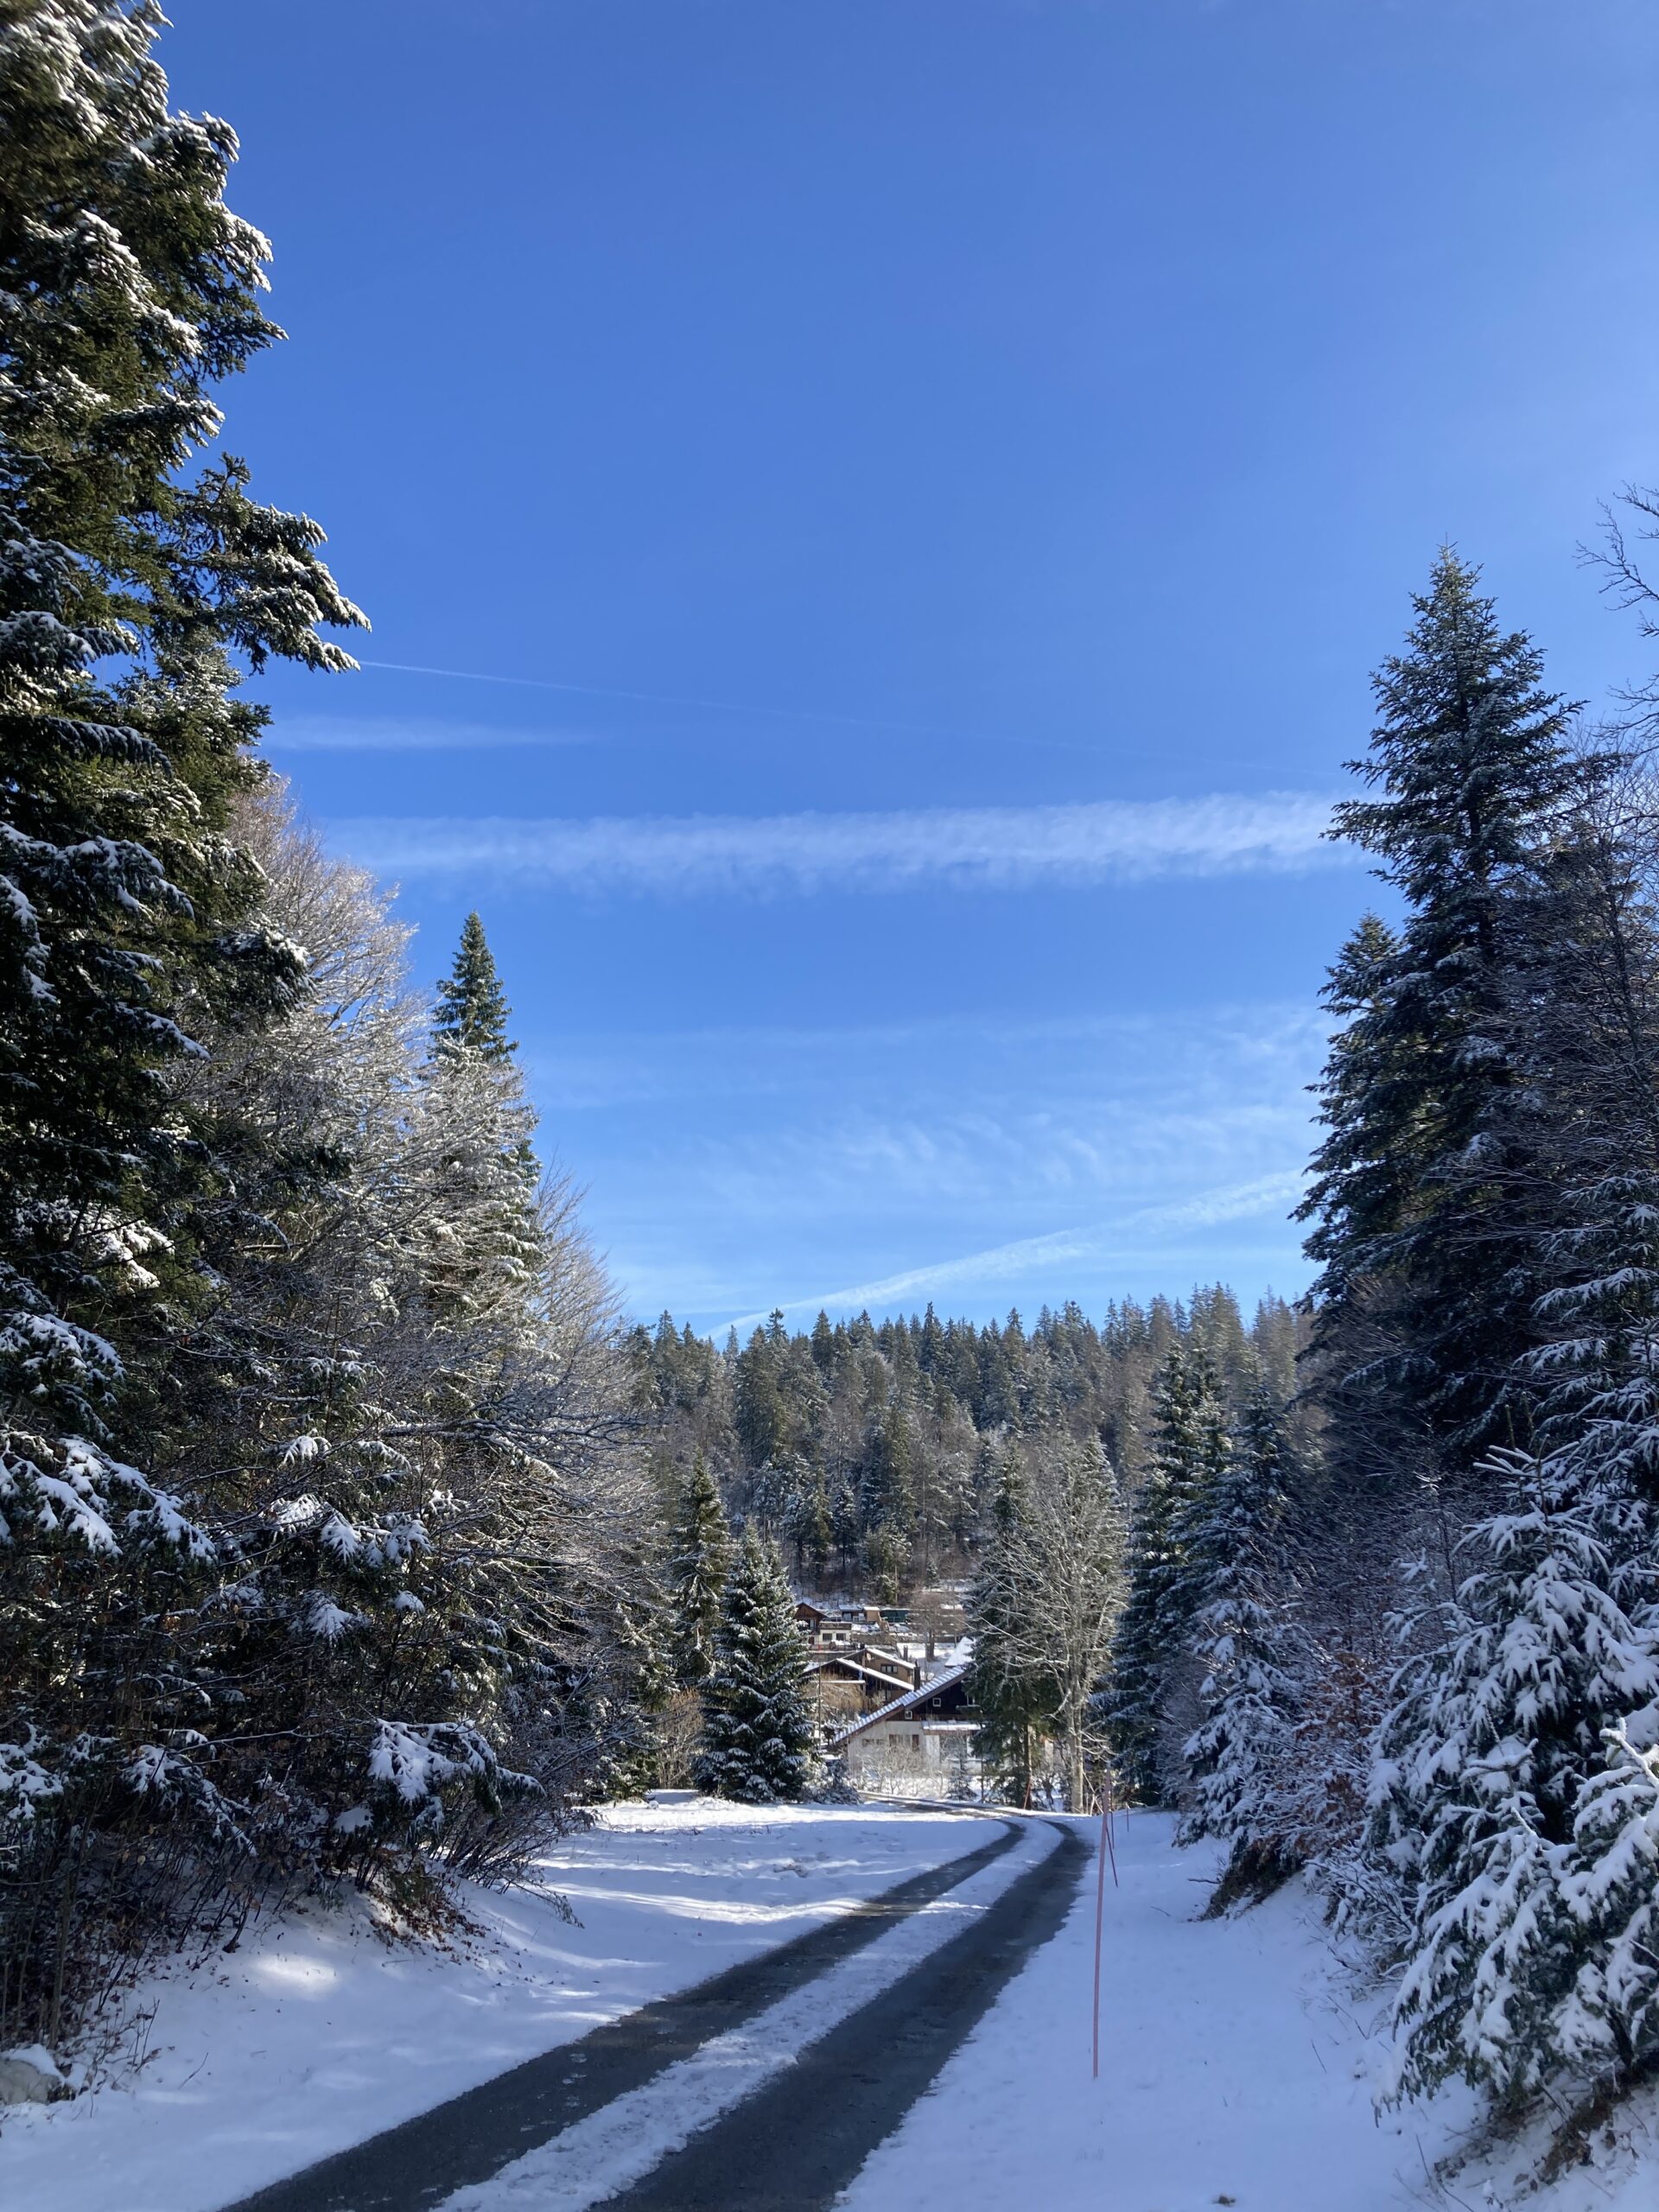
left=793, top=1598, right=888, bottom=1648
left=804, top=1649, right=916, bottom=1723
left=829, top=1663, right=983, bottom=1792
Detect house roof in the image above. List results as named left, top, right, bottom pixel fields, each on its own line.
left=827, top=1663, right=974, bottom=1748
left=805, top=1655, right=913, bottom=1695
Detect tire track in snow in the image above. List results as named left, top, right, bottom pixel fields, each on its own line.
left=438, top=1818, right=1080, bottom=2211
left=220, top=1813, right=1020, bottom=2212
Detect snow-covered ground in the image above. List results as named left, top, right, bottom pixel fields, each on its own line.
left=9, top=1800, right=1659, bottom=2212
left=842, top=1809, right=1659, bottom=2212
left=0, top=1798, right=979, bottom=2212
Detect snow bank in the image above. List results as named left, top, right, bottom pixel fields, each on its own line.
left=840, top=1810, right=1659, bottom=2212
left=0, top=1798, right=978, bottom=2212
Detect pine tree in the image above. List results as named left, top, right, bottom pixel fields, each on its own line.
left=787, top=1464, right=834, bottom=1583
left=1300, top=551, right=1586, bottom=1470
left=1181, top=1376, right=1301, bottom=1897
left=968, top=1449, right=1058, bottom=1806
left=1371, top=1452, right=1659, bottom=2107
left=668, top=1452, right=731, bottom=1687
left=1559, top=1720, right=1659, bottom=2087
left=1096, top=1345, right=1228, bottom=1803
left=433, top=912, right=515, bottom=1061
left=695, top=1527, right=816, bottom=1803
left=0, top=1, right=365, bottom=2041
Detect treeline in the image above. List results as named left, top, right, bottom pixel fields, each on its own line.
left=627, top=1287, right=1306, bottom=1597
left=1101, top=549, right=1659, bottom=2146
left=0, top=8, right=652, bottom=2050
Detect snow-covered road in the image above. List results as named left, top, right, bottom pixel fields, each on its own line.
left=0, top=1802, right=984, bottom=2212
left=9, top=1800, right=1659, bottom=2212
left=433, top=1814, right=1071, bottom=2211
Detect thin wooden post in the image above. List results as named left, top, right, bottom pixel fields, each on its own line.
left=1091, top=1772, right=1117, bottom=2079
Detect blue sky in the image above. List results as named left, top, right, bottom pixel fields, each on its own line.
left=165, top=0, right=1659, bottom=1332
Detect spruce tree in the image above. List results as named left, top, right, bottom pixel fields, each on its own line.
left=695, top=1527, right=816, bottom=1803
left=1096, top=1344, right=1228, bottom=1803
left=0, top=0, right=365, bottom=2036
left=862, top=1399, right=916, bottom=1536
left=1371, top=1452, right=1659, bottom=2107
left=433, top=912, right=515, bottom=1061
left=1560, top=1721, right=1659, bottom=2087
left=1181, top=1376, right=1301, bottom=1895
left=787, top=1465, right=834, bottom=1583
left=1504, top=821, right=1659, bottom=1507
left=968, top=1449, right=1058, bottom=1806
left=423, top=914, right=540, bottom=1291
left=1, top=1, right=362, bottom=1441
left=733, top=1327, right=788, bottom=1465
left=0, top=0, right=362, bottom=1920
left=668, top=1452, right=732, bottom=1688
left=1301, top=551, right=1586, bottom=1469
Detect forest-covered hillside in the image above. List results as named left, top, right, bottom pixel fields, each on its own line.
left=627, top=1289, right=1306, bottom=1595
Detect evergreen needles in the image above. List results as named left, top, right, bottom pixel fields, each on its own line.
left=695, top=1527, right=817, bottom=1803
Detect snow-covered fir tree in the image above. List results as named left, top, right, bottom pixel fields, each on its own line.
left=1300, top=551, right=1586, bottom=1477
left=1097, top=1344, right=1229, bottom=1803
left=433, top=910, right=517, bottom=1061
left=668, top=1452, right=732, bottom=1687
left=0, top=10, right=658, bottom=2044
left=1560, top=1720, right=1659, bottom=2086
left=1180, top=1376, right=1301, bottom=1897
left=0, top=0, right=365, bottom=2044
left=1370, top=1450, right=1659, bottom=2108
left=409, top=933, right=544, bottom=1330
left=968, top=1447, right=1058, bottom=1806
left=695, top=1526, right=816, bottom=1803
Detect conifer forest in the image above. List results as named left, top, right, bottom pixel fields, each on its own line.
left=6, top=3, right=1659, bottom=2202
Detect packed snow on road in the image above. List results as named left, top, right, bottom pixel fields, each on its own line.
left=5, top=1800, right=1658, bottom=2212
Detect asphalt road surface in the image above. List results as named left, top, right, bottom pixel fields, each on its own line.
left=222, top=1811, right=1084, bottom=2212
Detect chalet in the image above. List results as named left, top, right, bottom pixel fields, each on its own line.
left=794, top=1598, right=886, bottom=1649
left=804, top=1649, right=916, bottom=1723
left=830, top=1663, right=982, bottom=1783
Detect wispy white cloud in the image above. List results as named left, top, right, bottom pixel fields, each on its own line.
left=1136, top=1170, right=1307, bottom=1231
left=327, top=791, right=1349, bottom=898
left=268, top=715, right=592, bottom=753
left=721, top=1171, right=1309, bottom=1332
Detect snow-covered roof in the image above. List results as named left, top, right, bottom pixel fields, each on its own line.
left=805, top=1655, right=913, bottom=1695
left=827, top=1663, right=974, bottom=1748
